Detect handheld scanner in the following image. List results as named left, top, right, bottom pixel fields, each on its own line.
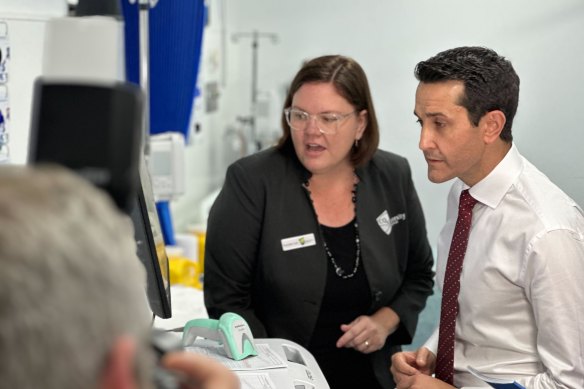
left=182, top=312, right=257, bottom=361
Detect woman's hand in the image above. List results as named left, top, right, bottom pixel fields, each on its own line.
left=336, top=307, right=400, bottom=354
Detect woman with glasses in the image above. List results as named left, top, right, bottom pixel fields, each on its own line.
left=204, top=55, right=434, bottom=389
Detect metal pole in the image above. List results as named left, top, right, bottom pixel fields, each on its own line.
left=250, top=30, right=258, bottom=145
left=231, top=30, right=277, bottom=152
left=138, top=0, right=151, bottom=157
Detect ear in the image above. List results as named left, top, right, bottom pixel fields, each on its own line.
left=356, top=109, right=368, bottom=140
left=481, top=110, right=506, bottom=144
left=99, top=337, right=138, bottom=389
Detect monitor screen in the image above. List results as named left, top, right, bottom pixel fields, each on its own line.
left=129, top=158, right=172, bottom=319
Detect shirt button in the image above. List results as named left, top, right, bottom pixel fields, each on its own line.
left=374, top=290, right=382, bottom=302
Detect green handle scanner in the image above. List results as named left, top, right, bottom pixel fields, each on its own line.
left=182, top=312, right=258, bottom=361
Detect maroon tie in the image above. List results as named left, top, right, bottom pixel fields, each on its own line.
left=435, top=189, right=478, bottom=385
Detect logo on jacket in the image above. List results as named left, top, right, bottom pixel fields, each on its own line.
left=376, top=210, right=406, bottom=235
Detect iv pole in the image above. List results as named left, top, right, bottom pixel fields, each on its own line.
left=137, top=0, right=152, bottom=157
left=232, top=30, right=278, bottom=152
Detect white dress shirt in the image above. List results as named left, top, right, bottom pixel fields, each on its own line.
left=424, top=144, right=584, bottom=388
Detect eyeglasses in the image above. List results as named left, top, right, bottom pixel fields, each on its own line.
left=284, top=107, right=356, bottom=135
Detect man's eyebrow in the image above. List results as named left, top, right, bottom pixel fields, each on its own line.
left=415, top=111, right=447, bottom=118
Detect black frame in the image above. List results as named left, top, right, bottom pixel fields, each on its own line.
left=129, top=167, right=172, bottom=319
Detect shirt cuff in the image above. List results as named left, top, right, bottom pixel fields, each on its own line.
left=422, top=326, right=439, bottom=354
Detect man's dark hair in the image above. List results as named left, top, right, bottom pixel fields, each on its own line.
left=414, top=46, right=519, bottom=142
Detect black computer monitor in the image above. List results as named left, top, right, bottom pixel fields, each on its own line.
left=130, top=158, right=172, bottom=319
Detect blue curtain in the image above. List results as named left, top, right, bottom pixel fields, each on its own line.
left=122, top=0, right=206, bottom=141
left=122, top=0, right=206, bottom=245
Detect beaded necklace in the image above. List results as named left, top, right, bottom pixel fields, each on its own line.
left=304, top=175, right=361, bottom=279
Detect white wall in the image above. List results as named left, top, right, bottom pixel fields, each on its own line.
left=179, top=0, right=584, bottom=248
left=0, top=1, right=67, bottom=164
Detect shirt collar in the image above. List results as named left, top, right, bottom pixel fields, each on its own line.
left=467, top=143, right=523, bottom=209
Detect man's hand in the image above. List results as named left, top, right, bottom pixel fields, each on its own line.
left=162, top=351, right=240, bottom=389
left=391, top=347, right=435, bottom=387
left=394, top=373, right=456, bottom=389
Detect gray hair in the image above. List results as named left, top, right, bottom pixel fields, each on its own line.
left=0, top=164, right=154, bottom=389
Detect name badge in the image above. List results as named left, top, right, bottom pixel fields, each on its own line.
left=281, top=233, right=316, bottom=252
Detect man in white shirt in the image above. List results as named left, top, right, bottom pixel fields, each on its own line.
left=391, top=46, right=584, bottom=388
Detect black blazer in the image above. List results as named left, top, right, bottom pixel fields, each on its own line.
left=204, top=143, right=434, bottom=387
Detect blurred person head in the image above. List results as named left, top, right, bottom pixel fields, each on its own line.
left=0, top=164, right=154, bottom=389
left=278, top=55, right=380, bottom=170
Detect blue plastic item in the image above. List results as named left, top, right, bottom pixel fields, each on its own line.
left=156, top=200, right=175, bottom=246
